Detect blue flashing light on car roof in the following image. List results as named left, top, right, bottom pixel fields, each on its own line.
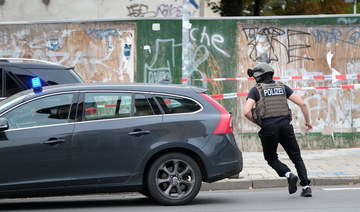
left=31, top=77, right=42, bottom=94
left=31, top=77, right=41, bottom=87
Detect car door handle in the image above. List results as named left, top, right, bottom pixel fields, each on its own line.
left=128, top=130, right=150, bottom=136
left=43, top=138, right=65, bottom=145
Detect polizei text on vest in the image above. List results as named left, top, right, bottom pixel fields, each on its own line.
left=263, top=87, right=285, bottom=97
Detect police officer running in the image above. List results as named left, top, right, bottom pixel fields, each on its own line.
left=243, top=63, right=313, bottom=197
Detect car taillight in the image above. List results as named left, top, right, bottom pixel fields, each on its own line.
left=199, top=93, right=233, bottom=134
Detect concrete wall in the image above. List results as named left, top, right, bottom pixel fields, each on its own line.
left=0, top=0, right=215, bottom=22
left=0, top=15, right=359, bottom=150
left=0, top=21, right=136, bottom=82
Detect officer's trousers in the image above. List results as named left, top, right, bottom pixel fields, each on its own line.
left=259, top=119, right=311, bottom=186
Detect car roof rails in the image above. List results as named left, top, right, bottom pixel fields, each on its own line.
left=0, top=58, right=60, bottom=66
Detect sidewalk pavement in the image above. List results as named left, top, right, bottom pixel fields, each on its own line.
left=201, top=148, right=360, bottom=191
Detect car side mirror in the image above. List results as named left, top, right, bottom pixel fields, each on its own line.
left=0, top=118, right=9, bottom=131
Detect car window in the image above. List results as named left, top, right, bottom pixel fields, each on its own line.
left=5, top=73, right=23, bottom=97
left=134, top=94, right=154, bottom=117
left=83, top=93, right=132, bottom=121
left=155, top=95, right=201, bottom=114
left=6, top=67, right=82, bottom=88
left=2, top=93, right=74, bottom=129
left=0, top=69, right=3, bottom=96
left=147, top=96, right=162, bottom=115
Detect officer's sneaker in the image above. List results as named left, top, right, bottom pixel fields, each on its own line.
left=287, top=173, right=298, bottom=194
left=301, top=187, right=312, bottom=197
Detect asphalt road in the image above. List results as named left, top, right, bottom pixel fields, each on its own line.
left=1, top=185, right=359, bottom=212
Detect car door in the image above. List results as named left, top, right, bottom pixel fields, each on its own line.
left=0, top=93, right=76, bottom=190
left=71, top=92, right=162, bottom=185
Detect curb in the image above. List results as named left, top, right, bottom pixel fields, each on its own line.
left=201, top=177, right=360, bottom=191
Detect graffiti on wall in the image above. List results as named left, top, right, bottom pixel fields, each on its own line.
left=126, top=0, right=199, bottom=17
left=190, top=26, right=230, bottom=57
left=144, top=25, right=230, bottom=88
left=337, top=17, right=358, bottom=24
left=0, top=23, right=135, bottom=83
left=242, top=27, right=314, bottom=64
left=237, top=25, right=360, bottom=133
left=144, top=38, right=180, bottom=83
left=312, top=27, right=360, bottom=46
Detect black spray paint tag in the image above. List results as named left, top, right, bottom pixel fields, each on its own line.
left=263, top=87, right=285, bottom=97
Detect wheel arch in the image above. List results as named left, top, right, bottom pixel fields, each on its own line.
left=141, top=147, right=208, bottom=189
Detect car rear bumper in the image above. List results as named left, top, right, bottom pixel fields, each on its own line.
left=206, top=157, right=243, bottom=183
left=201, top=133, right=243, bottom=183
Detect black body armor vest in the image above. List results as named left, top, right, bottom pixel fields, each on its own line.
left=252, top=82, right=292, bottom=125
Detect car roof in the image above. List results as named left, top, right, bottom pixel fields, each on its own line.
left=0, top=61, right=69, bottom=70
left=19, top=83, right=208, bottom=97
left=0, top=83, right=208, bottom=114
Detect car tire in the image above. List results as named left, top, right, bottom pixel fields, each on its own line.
left=147, top=152, right=202, bottom=205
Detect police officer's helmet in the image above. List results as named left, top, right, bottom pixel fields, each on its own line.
left=247, top=63, right=274, bottom=78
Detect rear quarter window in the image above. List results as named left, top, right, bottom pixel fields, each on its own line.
left=155, top=95, right=202, bottom=114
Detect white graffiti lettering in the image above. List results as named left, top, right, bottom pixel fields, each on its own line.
left=190, top=26, right=230, bottom=57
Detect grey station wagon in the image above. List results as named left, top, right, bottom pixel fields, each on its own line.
left=0, top=83, right=243, bottom=205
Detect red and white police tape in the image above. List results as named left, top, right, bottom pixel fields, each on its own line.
left=210, top=84, right=360, bottom=100
left=182, top=74, right=360, bottom=82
